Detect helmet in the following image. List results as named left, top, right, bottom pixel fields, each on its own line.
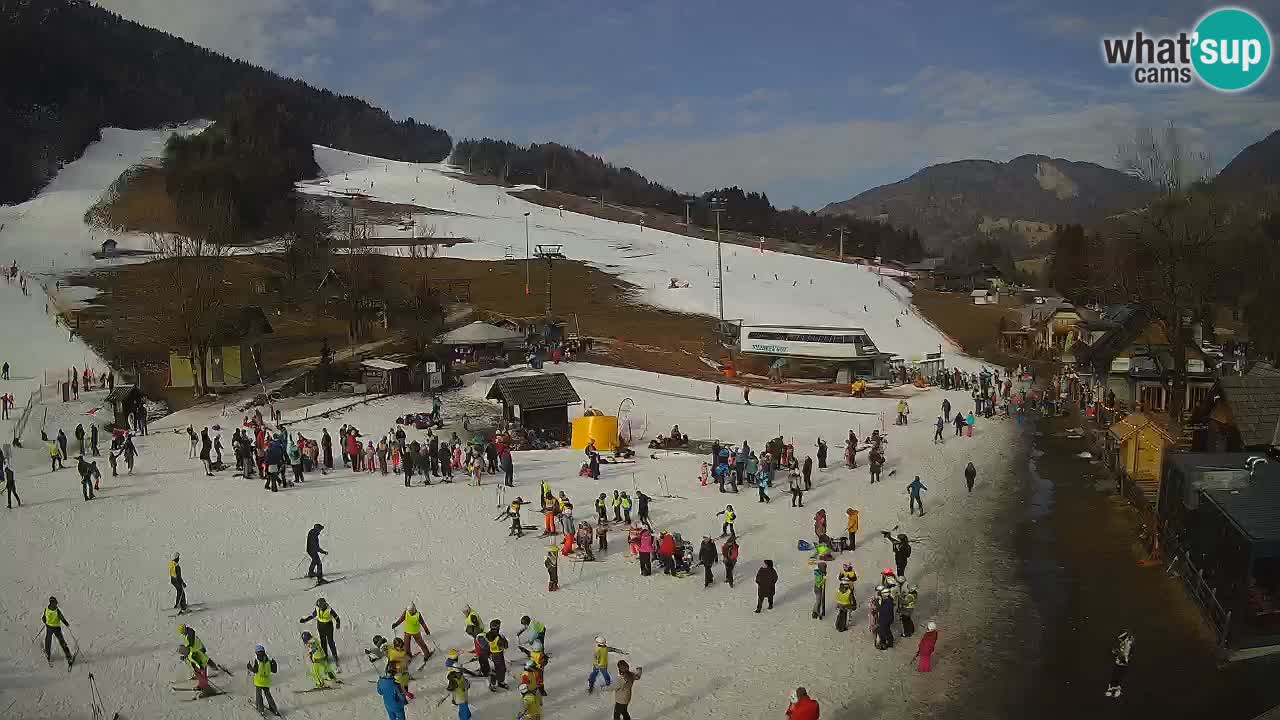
left=842, top=563, right=852, bottom=571
left=447, top=649, right=460, bottom=660
left=301, top=631, right=312, bottom=640
left=316, top=598, right=328, bottom=607
left=927, top=621, right=937, bottom=631
left=255, top=644, right=266, bottom=653
left=525, top=660, right=536, bottom=670
left=882, top=567, right=894, bottom=575
left=177, top=623, right=187, bottom=634
left=519, top=683, right=531, bottom=694
left=595, top=636, right=605, bottom=645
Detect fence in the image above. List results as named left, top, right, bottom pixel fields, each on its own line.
left=1167, top=539, right=1234, bottom=645
left=11, top=388, right=43, bottom=445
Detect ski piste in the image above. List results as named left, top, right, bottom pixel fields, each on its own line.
left=247, top=698, right=284, bottom=717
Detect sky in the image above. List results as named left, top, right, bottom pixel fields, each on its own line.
left=97, top=0, right=1280, bottom=208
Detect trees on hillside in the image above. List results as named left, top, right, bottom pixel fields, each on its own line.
left=1, top=0, right=450, bottom=204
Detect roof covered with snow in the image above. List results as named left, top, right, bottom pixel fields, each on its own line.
left=437, top=321, right=523, bottom=346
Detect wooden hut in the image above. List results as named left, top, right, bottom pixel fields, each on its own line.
left=485, top=373, right=581, bottom=438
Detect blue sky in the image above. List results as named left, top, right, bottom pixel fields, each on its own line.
left=100, top=0, right=1280, bottom=208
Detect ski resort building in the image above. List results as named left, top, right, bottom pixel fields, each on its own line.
left=738, top=324, right=890, bottom=382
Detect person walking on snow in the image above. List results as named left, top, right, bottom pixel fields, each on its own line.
left=815, top=437, right=828, bottom=469
left=889, top=534, right=912, bottom=577
left=789, top=472, right=804, bottom=507
left=545, top=548, right=560, bottom=591
left=299, top=597, right=342, bottom=665
left=612, top=490, right=623, bottom=522
left=446, top=662, right=472, bottom=720
left=907, top=476, right=928, bottom=516
left=716, top=504, right=736, bottom=538
left=612, top=660, right=643, bottom=720
left=41, top=596, right=73, bottom=667
left=391, top=603, right=432, bottom=661
left=698, top=537, right=718, bottom=587
left=964, top=462, right=977, bottom=492
left=954, top=411, right=966, bottom=436
left=199, top=428, right=213, bottom=475
left=755, top=559, right=777, bottom=612
left=1105, top=630, right=1134, bottom=698
left=376, top=663, right=407, bottom=720
left=813, top=508, right=827, bottom=541
left=835, top=581, right=854, bottom=631
left=933, top=415, right=944, bottom=443
left=169, top=552, right=188, bottom=612
left=248, top=645, right=281, bottom=715
left=915, top=621, right=939, bottom=672
left=305, top=524, right=328, bottom=583
left=811, top=562, right=828, bottom=620
left=721, top=536, right=739, bottom=587
left=587, top=637, right=614, bottom=694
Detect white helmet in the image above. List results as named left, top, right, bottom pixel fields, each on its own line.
left=595, top=636, right=605, bottom=645
left=519, top=683, right=531, bottom=694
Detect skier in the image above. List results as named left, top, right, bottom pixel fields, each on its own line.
left=721, top=536, right=739, bottom=587
left=845, top=507, right=859, bottom=550
left=876, top=587, right=896, bottom=649
left=698, top=537, right=718, bottom=587
left=942, top=397, right=951, bottom=421
left=376, top=663, right=407, bottom=720
left=835, top=581, right=854, bottom=631
left=756, top=468, right=771, bottom=503
left=1105, top=630, right=1134, bottom=698
left=620, top=492, right=633, bottom=523
left=179, top=624, right=229, bottom=675
left=545, top=548, right=560, bottom=591
left=248, top=644, right=281, bottom=715
left=518, top=682, right=542, bottom=719
left=122, top=432, right=137, bottom=474
left=900, top=584, right=919, bottom=637
left=636, top=489, right=651, bottom=524
left=4, top=462, right=19, bottom=508
left=954, top=411, right=965, bottom=436
left=178, top=643, right=219, bottom=697
left=964, top=461, right=977, bottom=492
left=390, top=602, right=432, bottom=661
left=446, top=662, right=472, bottom=720
left=869, top=445, right=883, bottom=484
left=41, top=596, right=73, bottom=667
left=811, top=562, right=827, bottom=619
left=907, top=476, right=928, bottom=516
left=169, top=552, right=188, bottom=612
left=585, top=439, right=600, bottom=480
left=595, top=493, right=608, bottom=524
left=888, top=533, right=912, bottom=577
left=484, top=620, right=509, bottom=691
left=76, top=455, right=95, bottom=501
left=305, top=524, right=328, bottom=583
left=587, top=637, right=613, bottom=694
left=506, top=497, right=527, bottom=537
left=386, top=637, right=414, bottom=699
left=754, top=559, right=777, bottom=612
left=716, top=504, right=736, bottom=538
left=299, top=597, right=342, bottom=665
left=300, top=630, right=339, bottom=689
left=517, top=615, right=546, bottom=646
left=611, top=489, right=623, bottom=522
left=789, top=472, right=804, bottom=507
left=915, top=621, right=939, bottom=672
left=612, top=660, right=643, bottom=720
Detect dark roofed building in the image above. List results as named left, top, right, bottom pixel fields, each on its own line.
left=486, top=373, right=582, bottom=437
left=1195, top=376, right=1280, bottom=452
left=105, top=385, right=144, bottom=430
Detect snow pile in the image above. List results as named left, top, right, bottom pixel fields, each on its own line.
left=299, top=147, right=970, bottom=369
left=0, top=361, right=1022, bottom=720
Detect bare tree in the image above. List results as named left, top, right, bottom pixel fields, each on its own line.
left=343, top=220, right=381, bottom=342
left=150, top=224, right=231, bottom=397
left=1105, top=125, right=1230, bottom=419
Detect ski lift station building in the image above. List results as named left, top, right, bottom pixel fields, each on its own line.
left=737, top=324, right=891, bottom=383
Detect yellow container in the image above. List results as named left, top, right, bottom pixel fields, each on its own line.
left=572, top=414, right=619, bottom=451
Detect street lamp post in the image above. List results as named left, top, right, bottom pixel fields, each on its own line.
left=523, top=212, right=531, bottom=295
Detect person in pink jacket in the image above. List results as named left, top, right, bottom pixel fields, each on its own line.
left=637, top=529, right=655, bottom=576
left=915, top=621, right=939, bottom=672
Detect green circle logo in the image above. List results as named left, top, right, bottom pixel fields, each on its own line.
left=1192, top=8, right=1272, bottom=91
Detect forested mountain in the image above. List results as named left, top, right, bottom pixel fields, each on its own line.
left=454, top=138, right=925, bottom=262
left=819, top=154, right=1155, bottom=250
left=0, top=0, right=451, bottom=205
left=1216, top=129, right=1280, bottom=193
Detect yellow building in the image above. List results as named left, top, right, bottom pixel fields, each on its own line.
left=1108, top=412, right=1176, bottom=506
left=168, top=307, right=273, bottom=389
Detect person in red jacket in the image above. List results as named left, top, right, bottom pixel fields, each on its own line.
left=786, top=687, right=819, bottom=720
left=657, top=532, right=677, bottom=575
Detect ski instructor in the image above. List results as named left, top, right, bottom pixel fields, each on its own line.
left=306, top=524, right=329, bottom=584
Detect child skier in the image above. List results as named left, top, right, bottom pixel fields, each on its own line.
left=301, top=631, right=340, bottom=689
left=247, top=645, right=281, bottom=716
left=716, top=504, right=736, bottom=538
left=587, top=637, right=614, bottom=694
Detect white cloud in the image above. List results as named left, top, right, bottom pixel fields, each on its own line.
left=97, top=0, right=305, bottom=67
left=651, top=100, right=695, bottom=128
left=367, top=0, right=453, bottom=18
left=736, top=88, right=789, bottom=105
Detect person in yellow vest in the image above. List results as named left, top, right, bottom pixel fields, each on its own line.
left=300, top=630, right=339, bottom=689
left=168, top=552, right=188, bottom=612
left=611, top=490, right=623, bottom=522
left=587, top=636, right=613, bottom=693
left=391, top=602, right=433, bottom=662
left=247, top=644, right=281, bottom=716
left=845, top=507, right=860, bottom=550
left=41, top=596, right=73, bottom=667
left=446, top=664, right=472, bottom=720
left=835, top=581, right=855, bottom=632
left=49, top=442, right=64, bottom=471
left=178, top=624, right=229, bottom=676
left=716, top=504, right=736, bottom=538
left=299, top=597, right=342, bottom=668
left=462, top=605, right=484, bottom=638
left=620, top=492, right=633, bottom=523
left=386, top=636, right=413, bottom=700
left=177, top=643, right=219, bottom=697
left=518, top=682, right=542, bottom=719
left=484, top=620, right=509, bottom=690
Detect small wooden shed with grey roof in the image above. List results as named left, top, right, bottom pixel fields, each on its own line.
left=485, top=373, right=582, bottom=437
left=1196, top=376, right=1280, bottom=452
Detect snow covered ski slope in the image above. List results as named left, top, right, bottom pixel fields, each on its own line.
left=299, top=147, right=973, bottom=370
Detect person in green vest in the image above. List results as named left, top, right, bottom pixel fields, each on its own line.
left=299, top=597, right=342, bottom=667
left=41, top=596, right=73, bottom=667
left=301, top=631, right=339, bottom=689
left=247, top=644, right=281, bottom=716
left=811, top=563, right=828, bottom=620
left=517, top=615, right=546, bottom=646
left=620, top=492, right=633, bottom=523
left=391, top=602, right=433, bottom=662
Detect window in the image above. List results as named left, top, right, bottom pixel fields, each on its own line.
left=1188, top=384, right=1211, bottom=410
left=746, top=331, right=865, bottom=344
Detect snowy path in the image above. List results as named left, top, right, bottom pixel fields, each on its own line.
left=0, top=363, right=1022, bottom=720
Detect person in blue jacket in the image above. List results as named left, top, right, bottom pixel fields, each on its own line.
left=264, top=440, right=285, bottom=491
left=376, top=663, right=407, bottom=720
left=907, top=476, right=928, bottom=516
